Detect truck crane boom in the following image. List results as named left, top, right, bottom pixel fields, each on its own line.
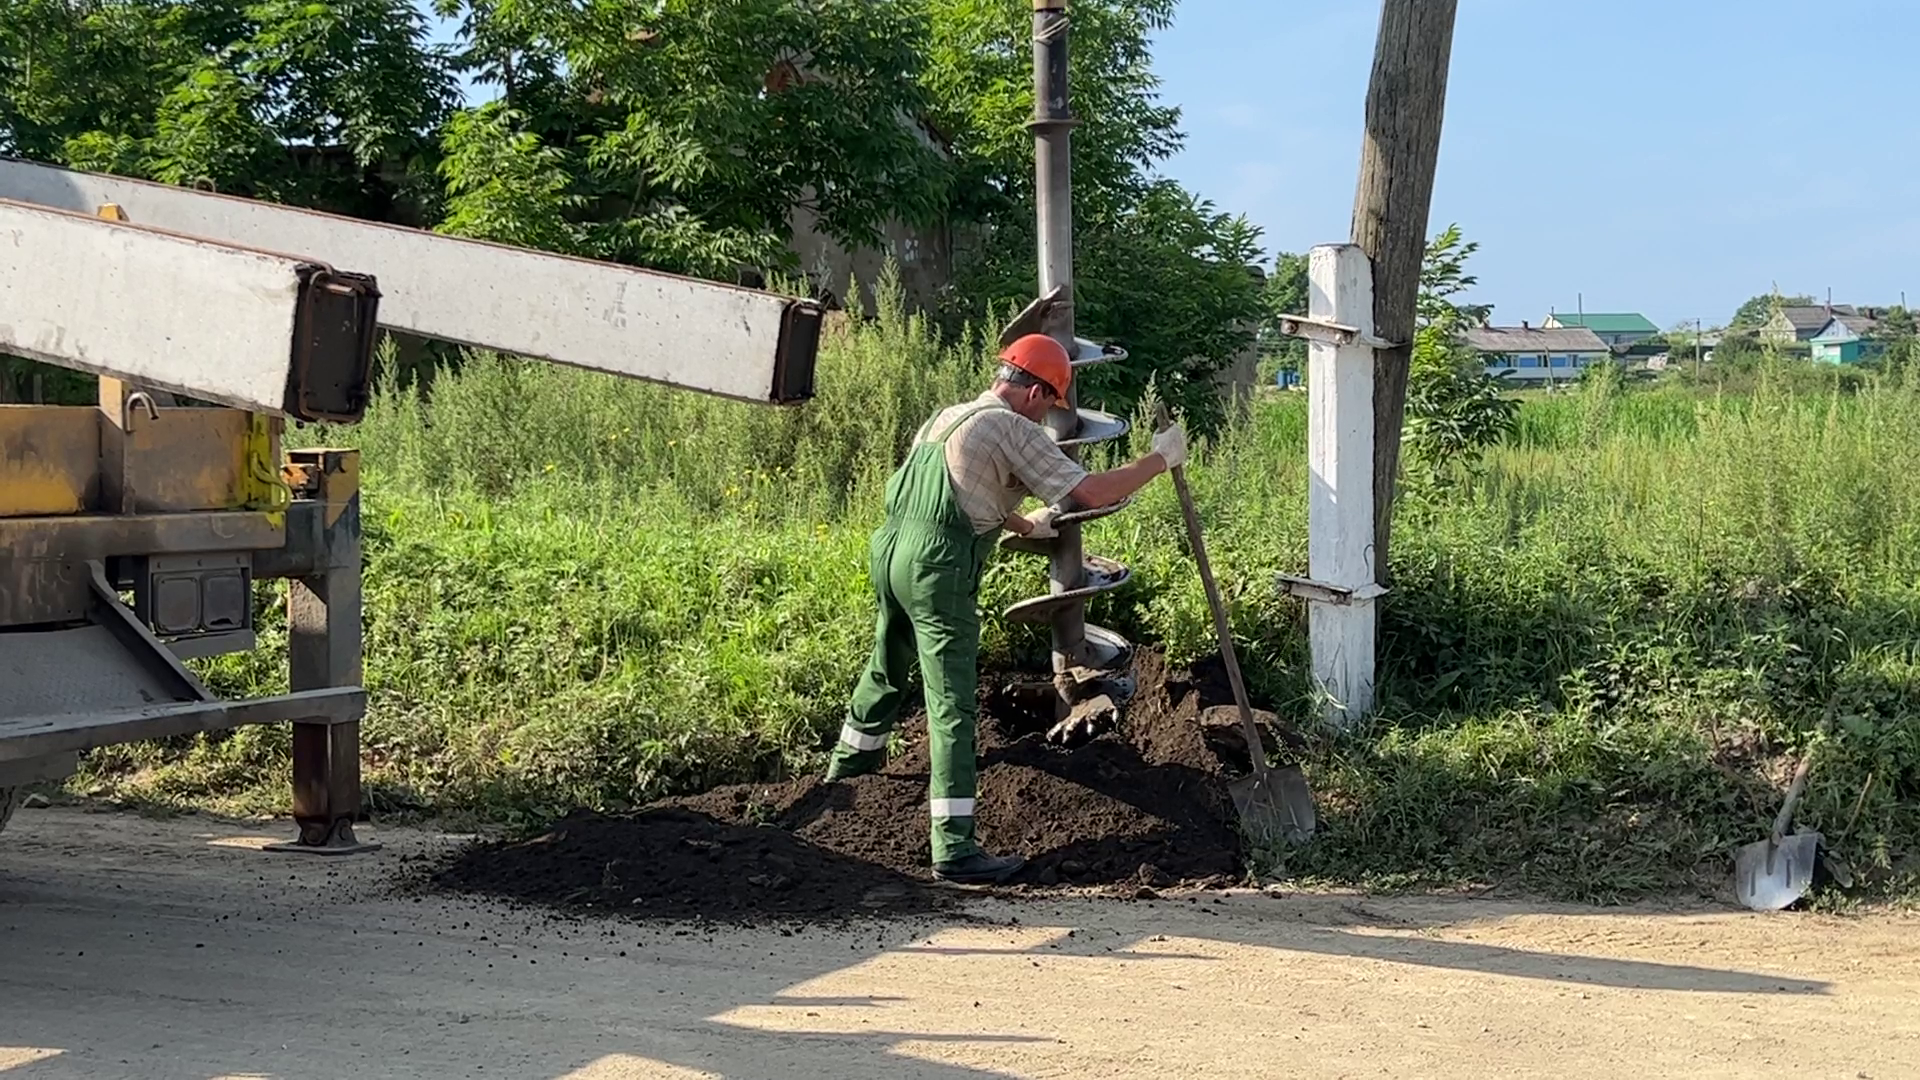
left=0, top=159, right=825, bottom=852
left=0, top=156, right=821, bottom=410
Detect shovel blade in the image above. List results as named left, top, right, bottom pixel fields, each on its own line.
left=1229, top=766, right=1316, bottom=848
left=1733, top=832, right=1821, bottom=912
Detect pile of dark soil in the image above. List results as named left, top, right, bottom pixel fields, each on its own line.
left=434, top=650, right=1265, bottom=921
left=432, top=805, right=955, bottom=921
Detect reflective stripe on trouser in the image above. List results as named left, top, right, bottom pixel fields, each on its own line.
left=838, top=724, right=888, bottom=752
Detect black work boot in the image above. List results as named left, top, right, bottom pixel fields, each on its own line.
left=823, top=750, right=883, bottom=783
left=932, top=851, right=1026, bottom=885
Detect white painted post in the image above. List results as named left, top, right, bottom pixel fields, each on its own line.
left=1302, top=244, right=1380, bottom=729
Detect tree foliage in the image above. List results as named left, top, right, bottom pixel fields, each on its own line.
left=2, top=0, right=1266, bottom=425
left=1401, top=225, right=1517, bottom=486
left=2, top=0, right=456, bottom=212
left=1729, top=292, right=1815, bottom=332
left=429, top=0, right=953, bottom=278
left=1866, top=304, right=1917, bottom=372
left=1255, top=251, right=1308, bottom=384
left=920, top=0, right=1267, bottom=434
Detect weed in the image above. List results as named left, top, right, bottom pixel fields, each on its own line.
left=72, top=282, right=1920, bottom=903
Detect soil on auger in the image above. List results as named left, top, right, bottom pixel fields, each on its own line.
left=432, top=651, right=1263, bottom=923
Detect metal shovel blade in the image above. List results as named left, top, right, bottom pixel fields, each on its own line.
left=1229, top=765, right=1317, bottom=848
left=1734, top=831, right=1822, bottom=912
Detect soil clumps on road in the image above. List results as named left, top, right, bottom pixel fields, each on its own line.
left=434, top=650, right=1268, bottom=922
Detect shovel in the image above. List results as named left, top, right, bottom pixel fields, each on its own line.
left=1155, top=407, right=1316, bottom=847
left=1733, top=698, right=1834, bottom=912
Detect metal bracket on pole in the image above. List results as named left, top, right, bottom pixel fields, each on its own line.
left=1277, top=314, right=1402, bottom=352
left=1276, top=576, right=1390, bottom=608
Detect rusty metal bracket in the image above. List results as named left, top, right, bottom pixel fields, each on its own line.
left=271, top=447, right=375, bottom=858
left=1277, top=314, right=1403, bottom=351
left=998, top=286, right=1071, bottom=346
left=1276, top=574, right=1389, bottom=607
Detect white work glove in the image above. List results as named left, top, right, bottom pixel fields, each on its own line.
left=1152, top=423, right=1189, bottom=470
left=1023, top=506, right=1060, bottom=540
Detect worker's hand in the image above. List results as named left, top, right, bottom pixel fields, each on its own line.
left=1023, top=506, right=1060, bottom=540
left=1151, top=423, right=1188, bottom=471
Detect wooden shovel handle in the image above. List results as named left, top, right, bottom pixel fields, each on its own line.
left=1155, top=405, right=1270, bottom=781
left=1771, top=695, right=1838, bottom=842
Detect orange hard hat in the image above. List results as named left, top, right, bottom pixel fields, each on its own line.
left=999, top=334, right=1072, bottom=398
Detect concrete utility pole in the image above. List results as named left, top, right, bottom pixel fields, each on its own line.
left=1292, top=245, right=1389, bottom=728
left=1350, top=0, right=1460, bottom=585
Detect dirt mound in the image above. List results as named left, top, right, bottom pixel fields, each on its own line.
left=435, top=650, right=1262, bottom=921
left=433, top=806, right=956, bottom=922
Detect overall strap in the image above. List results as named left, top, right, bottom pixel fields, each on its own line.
left=931, top=403, right=999, bottom=444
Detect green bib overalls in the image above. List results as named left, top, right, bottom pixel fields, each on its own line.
left=827, top=404, right=1001, bottom=863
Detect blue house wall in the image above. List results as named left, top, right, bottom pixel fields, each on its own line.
left=1809, top=318, right=1885, bottom=366
left=1482, top=353, right=1610, bottom=379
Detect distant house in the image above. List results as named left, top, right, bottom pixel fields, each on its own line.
left=1464, top=324, right=1612, bottom=382
left=1761, top=304, right=1861, bottom=345
left=1541, top=312, right=1659, bottom=349
left=1809, top=312, right=1884, bottom=365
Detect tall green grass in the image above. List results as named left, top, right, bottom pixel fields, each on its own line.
left=76, top=298, right=1920, bottom=902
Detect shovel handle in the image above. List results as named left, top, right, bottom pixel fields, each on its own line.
left=1771, top=749, right=1817, bottom=843
left=1155, top=405, right=1270, bottom=782
left=1771, top=696, right=1838, bottom=842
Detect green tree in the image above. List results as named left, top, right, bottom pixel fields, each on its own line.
left=1, top=1, right=208, bottom=159
left=1255, top=251, right=1308, bottom=384
left=1730, top=291, right=1815, bottom=332
left=1867, top=304, right=1917, bottom=371
left=922, top=0, right=1266, bottom=433
left=1073, top=182, right=1266, bottom=434
left=3, top=0, right=456, bottom=213
left=1401, top=224, right=1516, bottom=486
left=430, top=0, right=952, bottom=280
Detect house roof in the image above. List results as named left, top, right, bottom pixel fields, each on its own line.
left=1777, top=304, right=1857, bottom=332
left=1813, top=313, right=1880, bottom=340
left=1545, top=312, right=1658, bottom=335
left=1462, top=326, right=1610, bottom=354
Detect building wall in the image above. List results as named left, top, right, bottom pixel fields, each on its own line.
left=1482, top=352, right=1611, bottom=380
left=1812, top=338, right=1876, bottom=365
left=1761, top=312, right=1826, bottom=344
left=1213, top=340, right=1263, bottom=417
left=788, top=199, right=952, bottom=315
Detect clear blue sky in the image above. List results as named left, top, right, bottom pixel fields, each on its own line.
left=1152, top=0, right=1920, bottom=330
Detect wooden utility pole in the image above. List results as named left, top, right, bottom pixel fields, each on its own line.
left=1350, top=0, right=1459, bottom=584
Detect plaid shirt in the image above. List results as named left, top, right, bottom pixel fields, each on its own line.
left=918, top=392, right=1088, bottom=536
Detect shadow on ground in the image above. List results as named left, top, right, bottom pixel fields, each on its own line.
left=0, top=809, right=1859, bottom=1080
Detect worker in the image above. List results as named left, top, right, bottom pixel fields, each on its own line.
left=825, top=333, right=1189, bottom=884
